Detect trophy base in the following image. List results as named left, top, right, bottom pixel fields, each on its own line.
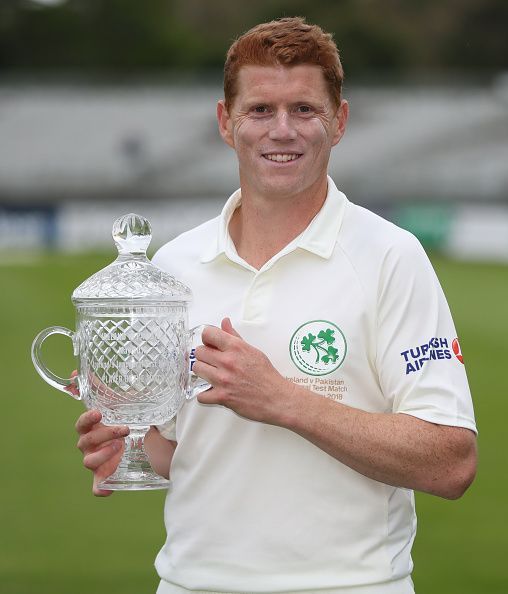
left=97, top=425, right=171, bottom=491
left=98, top=473, right=170, bottom=491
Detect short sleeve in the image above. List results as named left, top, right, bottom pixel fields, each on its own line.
left=375, top=232, right=477, bottom=433
left=156, top=417, right=177, bottom=441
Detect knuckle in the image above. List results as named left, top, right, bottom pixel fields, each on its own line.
left=201, top=326, right=214, bottom=344
left=212, top=389, right=227, bottom=406
left=222, top=353, right=236, bottom=371
left=76, top=435, right=88, bottom=452
left=83, top=454, right=96, bottom=470
left=217, top=370, right=231, bottom=387
left=113, top=425, right=127, bottom=437
left=222, top=377, right=234, bottom=392
left=75, top=410, right=96, bottom=434
left=219, top=390, right=236, bottom=409
left=194, top=345, right=205, bottom=360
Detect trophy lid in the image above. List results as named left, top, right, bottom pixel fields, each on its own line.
left=72, top=213, right=192, bottom=303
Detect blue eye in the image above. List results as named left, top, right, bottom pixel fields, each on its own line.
left=297, top=105, right=312, bottom=113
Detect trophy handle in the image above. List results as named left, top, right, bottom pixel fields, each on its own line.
left=31, top=326, right=81, bottom=400
left=186, top=324, right=212, bottom=400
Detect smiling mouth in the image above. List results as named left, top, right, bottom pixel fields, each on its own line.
left=262, top=153, right=302, bottom=163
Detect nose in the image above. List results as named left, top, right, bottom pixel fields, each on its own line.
left=268, top=111, right=297, bottom=141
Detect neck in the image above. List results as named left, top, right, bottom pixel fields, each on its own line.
left=229, top=177, right=328, bottom=269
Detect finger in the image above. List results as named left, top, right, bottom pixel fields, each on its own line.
left=201, top=325, right=234, bottom=351
left=93, top=487, right=114, bottom=497
left=197, top=387, right=221, bottom=405
left=75, top=410, right=102, bottom=435
left=90, top=444, right=125, bottom=497
left=64, top=383, right=80, bottom=397
left=92, top=476, right=115, bottom=497
left=63, top=370, right=80, bottom=397
left=78, top=424, right=129, bottom=454
left=221, top=317, right=242, bottom=338
left=194, top=344, right=222, bottom=367
left=192, top=360, right=222, bottom=387
left=83, top=439, right=124, bottom=471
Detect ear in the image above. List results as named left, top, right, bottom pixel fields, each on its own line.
left=331, top=99, right=349, bottom=147
left=217, top=100, right=235, bottom=149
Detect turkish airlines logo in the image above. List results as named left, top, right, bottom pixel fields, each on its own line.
left=400, top=336, right=465, bottom=374
left=452, top=338, right=464, bottom=364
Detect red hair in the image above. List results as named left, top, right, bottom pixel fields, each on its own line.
left=224, top=17, right=344, bottom=110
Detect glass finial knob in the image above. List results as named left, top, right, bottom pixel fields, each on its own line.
left=112, top=213, right=151, bottom=255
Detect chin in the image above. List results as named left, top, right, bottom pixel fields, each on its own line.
left=258, top=172, right=306, bottom=197
left=261, top=182, right=300, bottom=199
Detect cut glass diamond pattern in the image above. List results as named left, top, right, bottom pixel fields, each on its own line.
left=78, top=315, right=187, bottom=425
left=69, top=214, right=193, bottom=430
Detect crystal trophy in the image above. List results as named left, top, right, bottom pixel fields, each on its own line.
left=31, top=213, right=209, bottom=490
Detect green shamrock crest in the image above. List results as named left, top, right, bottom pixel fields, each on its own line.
left=301, top=328, right=339, bottom=364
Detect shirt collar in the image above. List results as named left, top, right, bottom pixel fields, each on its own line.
left=200, top=176, right=348, bottom=264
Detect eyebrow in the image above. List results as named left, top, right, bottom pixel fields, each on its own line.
left=242, top=98, right=326, bottom=109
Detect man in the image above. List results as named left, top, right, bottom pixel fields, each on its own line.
left=76, top=17, right=477, bottom=594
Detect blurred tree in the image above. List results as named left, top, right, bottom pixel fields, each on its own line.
left=0, top=0, right=506, bottom=76
left=441, top=0, right=508, bottom=71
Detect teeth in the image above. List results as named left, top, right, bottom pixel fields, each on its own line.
left=264, top=153, right=301, bottom=162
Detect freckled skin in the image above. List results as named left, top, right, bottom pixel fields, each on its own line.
left=217, top=64, right=349, bottom=269
left=217, top=64, right=348, bottom=208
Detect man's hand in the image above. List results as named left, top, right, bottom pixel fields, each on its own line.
left=194, top=318, right=292, bottom=425
left=193, top=320, right=476, bottom=499
left=75, top=410, right=129, bottom=497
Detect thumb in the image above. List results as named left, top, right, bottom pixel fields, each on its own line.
left=221, top=317, right=242, bottom=338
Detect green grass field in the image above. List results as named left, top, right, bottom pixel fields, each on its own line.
left=1, top=251, right=507, bottom=594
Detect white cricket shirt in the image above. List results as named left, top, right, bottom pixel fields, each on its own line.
left=152, top=178, right=476, bottom=593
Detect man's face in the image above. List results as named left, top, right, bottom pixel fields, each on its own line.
left=217, top=64, right=348, bottom=201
